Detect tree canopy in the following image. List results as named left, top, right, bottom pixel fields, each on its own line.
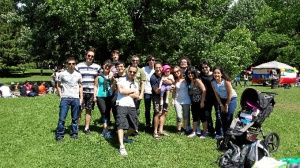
left=1, top=0, right=299, bottom=77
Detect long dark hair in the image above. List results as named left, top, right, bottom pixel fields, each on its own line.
left=186, top=66, right=200, bottom=84
left=212, top=67, right=231, bottom=81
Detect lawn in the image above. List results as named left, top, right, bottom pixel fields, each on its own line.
left=0, top=83, right=299, bottom=168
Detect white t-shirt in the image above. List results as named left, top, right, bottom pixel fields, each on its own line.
left=142, top=66, right=155, bottom=94
left=58, top=70, right=82, bottom=98
left=116, top=77, right=139, bottom=107
left=0, top=86, right=12, bottom=98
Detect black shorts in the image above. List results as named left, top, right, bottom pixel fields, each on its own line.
left=116, top=106, right=138, bottom=130
left=81, top=93, right=95, bottom=110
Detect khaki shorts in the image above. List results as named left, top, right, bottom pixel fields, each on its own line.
left=152, top=95, right=169, bottom=114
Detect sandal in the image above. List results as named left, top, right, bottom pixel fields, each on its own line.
left=153, top=133, right=160, bottom=139
left=159, top=132, right=170, bottom=137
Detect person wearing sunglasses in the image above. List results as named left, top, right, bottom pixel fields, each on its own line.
left=93, top=59, right=114, bottom=139
left=172, top=66, right=191, bottom=135
left=141, top=55, right=156, bottom=130
left=200, top=60, right=221, bottom=139
left=111, top=60, right=126, bottom=132
left=125, top=55, right=146, bottom=137
left=55, top=57, right=83, bottom=141
left=150, top=61, right=171, bottom=139
left=75, top=48, right=101, bottom=135
left=115, top=65, right=139, bottom=156
left=186, top=66, right=207, bottom=138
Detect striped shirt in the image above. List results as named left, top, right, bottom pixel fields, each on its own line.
left=76, top=62, right=101, bottom=93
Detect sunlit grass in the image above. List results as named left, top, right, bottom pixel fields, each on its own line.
left=0, top=84, right=299, bottom=167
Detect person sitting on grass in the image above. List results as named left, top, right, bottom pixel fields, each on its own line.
left=159, top=65, right=175, bottom=106
left=0, top=83, right=12, bottom=98
left=38, top=82, right=47, bottom=95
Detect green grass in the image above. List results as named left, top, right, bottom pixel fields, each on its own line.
left=0, top=83, right=300, bottom=168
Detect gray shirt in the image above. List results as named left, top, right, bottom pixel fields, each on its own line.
left=58, top=70, right=82, bottom=98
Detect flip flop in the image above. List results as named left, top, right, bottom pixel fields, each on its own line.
left=159, top=132, right=170, bottom=137
left=153, top=133, right=160, bottom=139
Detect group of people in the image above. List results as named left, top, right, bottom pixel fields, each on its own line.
left=0, top=81, right=49, bottom=98
left=55, top=48, right=238, bottom=156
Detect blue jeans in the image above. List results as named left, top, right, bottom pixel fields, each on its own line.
left=56, top=98, right=80, bottom=138
left=217, top=97, right=237, bottom=135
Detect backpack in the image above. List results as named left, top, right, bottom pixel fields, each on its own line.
left=217, top=141, right=250, bottom=168
left=217, top=140, right=269, bottom=168
left=244, top=140, right=269, bottom=168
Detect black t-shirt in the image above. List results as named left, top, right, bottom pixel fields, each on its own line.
left=20, top=85, right=27, bottom=96
left=200, top=73, right=216, bottom=101
left=31, top=85, right=39, bottom=94
left=111, top=74, right=126, bottom=103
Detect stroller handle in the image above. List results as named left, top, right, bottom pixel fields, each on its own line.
left=261, top=91, right=277, bottom=96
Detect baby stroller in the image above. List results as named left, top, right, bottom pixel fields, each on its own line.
left=217, top=88, right=280, bottom=153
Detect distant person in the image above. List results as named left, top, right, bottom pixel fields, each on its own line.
left=75, top=48, right=101, bottom=135
left=31, top=82, right=39, bottom=94
left=55, top=57, right=83, bottom=141
left=9, top=82, right=16, bottom=92
left=19, top=82, right=27, bottom=97
left=110, top=50, right=120, bottom=76
left=51, top=70, right=58, bottom=94
left=38, top=82, right=47, bottom=95
left=243, top=73, right=249, bottom=87
left=0, top=83, right=12, bottom=98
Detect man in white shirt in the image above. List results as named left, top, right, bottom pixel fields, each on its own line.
left=116, top=65, right=139, bottom=156
left=141, top=55, right=155, bottom=129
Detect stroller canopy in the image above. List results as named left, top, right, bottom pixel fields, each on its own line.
left=240, top=88, right=275, bottom=110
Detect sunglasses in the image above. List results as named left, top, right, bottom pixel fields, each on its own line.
left=188, top=72, right=194, bottom=75
left=174, top=70, right=180, bottom=74
left=87, top=54, right=94, bottom=58
left=68, top=63, right=76, bottom=65
left=131, top=59, right=139, bottom=62
left=149, top=59, right=155, bottom=62
left=129, top=71, right=137, bottom=74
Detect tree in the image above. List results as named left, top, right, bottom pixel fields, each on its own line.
left=210, top=26, right=260, bottom=77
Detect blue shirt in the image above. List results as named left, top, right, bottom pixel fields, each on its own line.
left=212, top=80, right=237, bottom=99
left=150, top=73, right=161, bottom=95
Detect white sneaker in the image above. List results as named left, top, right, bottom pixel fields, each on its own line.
left=188, top=132, right=196, bottom=138
left=119, top=147, right=128, bottom=156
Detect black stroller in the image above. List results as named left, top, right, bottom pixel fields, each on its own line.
left=217, top=88, right=280, bottom=153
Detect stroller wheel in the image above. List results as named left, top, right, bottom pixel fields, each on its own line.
left=264, top=132, right=280, bottom=153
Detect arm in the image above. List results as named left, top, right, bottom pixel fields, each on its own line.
left=138, top=80, right=145, bottom=100
left=196, top=79, right=206, bottom=108
left=57, top=81, right=62, bottom=98
left=129, top=89, right=140, bottom=99
left=117, top=83, right=136, bottom=95
left=225, top=80, right=233, bottom=105
left=111, top=79, right=117, bottom=91
left=79, top=82, right=83, bottom=105
left=172, top=84, right=176, bottom=107
left=93, top=76, right=99, bottom=102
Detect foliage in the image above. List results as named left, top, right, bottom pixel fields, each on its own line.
left=2, top=0, right=300, bottom=76
left=210, top=26, right=260, bottom=77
